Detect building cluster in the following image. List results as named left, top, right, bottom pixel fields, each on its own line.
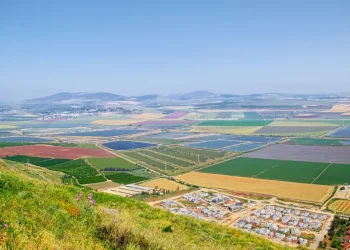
left=159, top=191, right=254, bottom=222
left=235, top=205, right=329, bottom=246
left=103, top=184, right=153, bottom=197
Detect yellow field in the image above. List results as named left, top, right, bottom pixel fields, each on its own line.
left=83, top=181, right=120, bottom=190
left=0, top=124, right=16, bottom=129
left=176, top=172, right=333, bottom=203
left=269, top=120, right=336, bottom=127
left=190, top=126, right=262, bottom=135
left=328, top=104, right=350, bottom=112
left=141, top=178, right=189, bottom=191
left=181, top=112, right=202, bottom=119
left=92, top=113, right=164, bottom=125
left=328, top=199, right=350, bottom=215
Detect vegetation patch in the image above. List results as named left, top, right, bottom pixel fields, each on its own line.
left=47, top=159, right=99, bottom=178
left=78, top=175, right=106, bottom=184
left=87, top=157, right=138, bottom=170
left=104, top=172, right=149, bottom=184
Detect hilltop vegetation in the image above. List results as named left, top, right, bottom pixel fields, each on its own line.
left=0, top=160, right=292, bottom=250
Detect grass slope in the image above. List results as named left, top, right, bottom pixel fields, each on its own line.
left=0, top=160, right=290, bottom=249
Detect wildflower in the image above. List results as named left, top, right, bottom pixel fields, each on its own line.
left=4, top=224, right=8, bottom=228
left=114, top=219, right=118, bottom=223
left=89, top=199, right=96, bottom=206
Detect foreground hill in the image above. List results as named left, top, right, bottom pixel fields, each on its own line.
left=0, top=160, right=292, bottom=250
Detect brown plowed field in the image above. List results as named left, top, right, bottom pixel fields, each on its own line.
left=176, top=172, right=333, bottom=203
left=0, top=145, right=115, bottom=159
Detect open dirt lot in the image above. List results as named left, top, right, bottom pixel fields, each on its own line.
left=0, top=145, right=115, bottom=159
left=140, top=178, right=189, bottom=191
left=244, top=144, right=350, bottom=164
left=176, top=172, right=333, bottom=203
left=83, top=181, right=120, bottom=190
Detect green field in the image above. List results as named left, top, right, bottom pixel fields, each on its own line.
left=0, top=124, right=16, bottom=129
left=313, top=164, right=350, bottom=185
left=47, top=159, right=99, bottom=178
left=139, top=149, right=193, bottom=167
left=77, top=175, right=106, bottom=184
left=34, top=158, right=71, bottom=167
left=198, top=120, right=272, bottom=127
left=122, top=151, right=174, bottom=171
left=104, top=172, right=149, bottom=184
left=199, top=113, right=218, bottom=119
left=87, top=157, right=138, bottom=170
left=4, top=155, right=50, bottom=164
left=199, top=157, right=350, bottom=185
left=287, top=138, right=344, bottom=146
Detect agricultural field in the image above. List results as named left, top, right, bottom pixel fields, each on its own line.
left=0, top=144, right=115, bottom=159
left=199, top=112, right=218, bottom=119
left=179, top=112, right=202, bottom=119
left=136, top=119, right=198, bottom=127
left=0, top=124, right=16, bottom=129
left=122, top=151, right=175, bottom=171
left=191, top=126, right=263, bottom=135
left=77, top=175, right=106, bottom=184
left=223, top=143, right=265, bottom=152
left=34, top=158, right=72, bottom=167
left=87, top=157, right=138, bottom=170
left=104, top=172, right=149, bottom=184
left=244, top=144, right=350, bottom=164
left=138, top=149, right=194, bottom=167
left=83, top=181, right=120, bottom=190
left=215, top=112, right=232, bottom=119
left=64, top=129, right=146, bottom=137
left=268, top=120, right=339, bottom=127
left=167, top=146, right=228, bottom=158
left=328, top=199, right=350, bottom=215
left=3, top=155, right=50, bottom=164
left=198, top=120, right=272, bottom=126
left=312, top=164, right=350, bottom=185
left=330, top=126, right=350, bottom=138
left=185, top=139, right=242, bottom=149
left=47, top=159, right=99, bottom=178
left=135, top=137, right=190, bottom=145
left=152, top=147, right=208, bottom=163
left=162, top=111, right=187, bottom=119
left=143, top=132, right=197, bottom=139
left=243, top=111, right=263, bottom=119
left=0, top=136, right=52, bottom=143
left=140, top=178, right=189, bottom=191
left=286, top=138, right=346, bottom=146
left=176, top=172, right=333, bottom=203
left=103, top=140, right=157, bottom=150
left=253, top=126, right=338, bottom=136
left=199, top=157, right=350, bottom=185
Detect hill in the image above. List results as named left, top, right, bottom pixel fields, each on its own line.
left=0, top=159, right=290, bottom=250
left=25, top=92, right=126, bottom=104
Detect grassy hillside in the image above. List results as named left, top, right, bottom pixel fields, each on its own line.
left=0, top=160, right=292, bottom=250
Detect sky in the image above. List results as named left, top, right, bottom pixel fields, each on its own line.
left=1, top=0, right=349, bottom=102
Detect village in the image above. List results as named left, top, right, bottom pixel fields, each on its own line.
left=152, top=189, right=334, bottom=248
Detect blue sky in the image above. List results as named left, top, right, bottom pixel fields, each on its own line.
left=1, top=0, right=349, bottom=101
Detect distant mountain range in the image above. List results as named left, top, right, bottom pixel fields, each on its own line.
left=25, top=91, right=219, bottom=105
left=25, top=91, right=348, bottom=106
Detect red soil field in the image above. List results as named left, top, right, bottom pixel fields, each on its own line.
left=0, top=145, right=115, bottom=159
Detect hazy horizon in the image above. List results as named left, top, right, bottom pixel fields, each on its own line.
left=1, top=1, right=349, bottom=102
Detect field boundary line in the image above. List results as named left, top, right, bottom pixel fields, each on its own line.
left=252, top=162, right=282, bottom=178
left=311, top=163, right=332, bottom=184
